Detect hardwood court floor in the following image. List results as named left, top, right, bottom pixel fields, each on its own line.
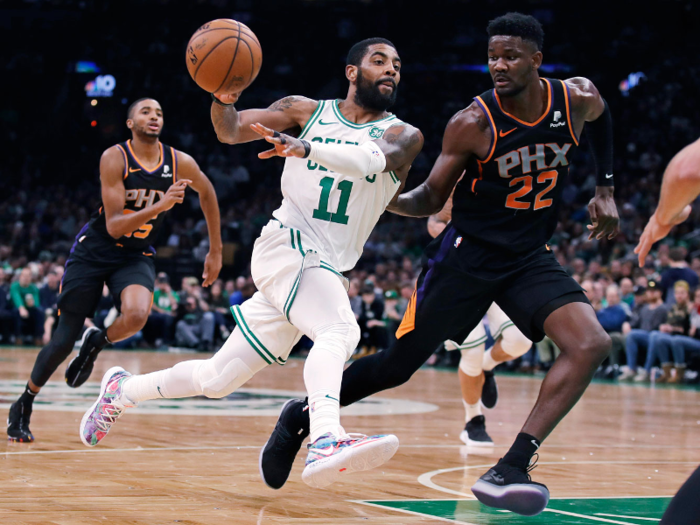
left=0, top=347, right=698, bottom=524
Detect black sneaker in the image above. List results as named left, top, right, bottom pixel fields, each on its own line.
left=481, top=370, right=498, bottom=409
left=471, top=455, right=550, bottom=516
left=7, top=400, right=34, bottom=443
left=259, top=399, right=310, bottom=489
left=460, top=415, right=494, bottom=447
left=65, top=326, right=102, bottom=388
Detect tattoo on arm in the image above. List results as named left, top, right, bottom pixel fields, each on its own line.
left=382, top=126, right=422, bottom=169
left=268, top=96, right=299, bottom=112
left=211, top=103, right=239, bottom=142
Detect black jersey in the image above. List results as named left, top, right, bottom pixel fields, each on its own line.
left=452, top=78, right=579, bottom=255
left=89, top=140, right=178, bottom=251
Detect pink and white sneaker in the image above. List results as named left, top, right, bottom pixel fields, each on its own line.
left=301, top=432, right=399, bottom=488
left=80, top=366, right=134, bottom=447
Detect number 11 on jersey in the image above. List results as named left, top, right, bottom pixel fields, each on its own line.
left=312, top=176, right=353, bottom=225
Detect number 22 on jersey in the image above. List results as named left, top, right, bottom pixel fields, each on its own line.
left=312, top=176, right=353, bottom=225
left=506, top=170, right=558, bottom=211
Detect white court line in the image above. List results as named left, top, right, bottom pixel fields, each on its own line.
left=596, top=513, right=660, bottom=522
left=544, top=508, right=636, bottom=524
left=350, top=500, right=477, bottom=525
left=417, top=460, right=691, bottom=499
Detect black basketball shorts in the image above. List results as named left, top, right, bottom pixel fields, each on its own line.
left=396, top=224, right=590, bottom=344
left=57, top=230, right=156, bottom=318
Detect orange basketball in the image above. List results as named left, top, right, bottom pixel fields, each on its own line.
left=185, top=19, right=262, bottom=94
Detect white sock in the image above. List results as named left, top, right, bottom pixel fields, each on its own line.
left=463, top=399, right=482, bottom=422
left=305, top=341, right=346, bottom=443
left=482, top=348, right=499, bottom=371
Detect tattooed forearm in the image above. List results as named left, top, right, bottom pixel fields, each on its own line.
left=210, top=102, right=240, bottom=144
left=380, top=125, right=424, bottom=171
left=268, top=96, right=301, bottom=112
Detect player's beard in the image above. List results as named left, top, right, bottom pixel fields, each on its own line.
left=354, top=69, right=397, bottom=112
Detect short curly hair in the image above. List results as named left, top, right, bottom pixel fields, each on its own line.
left=347, top=38, right=397, bottom=66
left=487, top=12, right=544, bottom=51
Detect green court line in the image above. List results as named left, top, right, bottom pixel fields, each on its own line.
left=358, top=497, right=671, bottom=524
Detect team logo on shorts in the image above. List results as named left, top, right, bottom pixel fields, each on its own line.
left=454, top=236, right=463, bottom=248
left=368, top=126, right=385, bottom=139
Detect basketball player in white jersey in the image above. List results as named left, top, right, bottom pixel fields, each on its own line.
left=80, top=38, right=423, bottom=489
left=428, top=196, right=532, bottom=447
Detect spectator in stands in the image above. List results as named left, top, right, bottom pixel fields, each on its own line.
left=145, top=272, right=179, bottom=346
left=661, top=247, right=699, bottom=304
left=11, top=268, right=44, bottom=345
left=176, top=295, right=215, bottom=352
left=620, top=280, right=668, bottom=381
left=620, top=277, right=635, bottom=309
left=348, top=278, right=361, bottom=320
left=646, top=281, right=692, bottom=383
left=207, top=279, right=232, bottom=339
left=596, top=284, right=629, bottom=371
left=0, top=268, right=14, bottom=343
left=356, top=283, right=387, bottom=358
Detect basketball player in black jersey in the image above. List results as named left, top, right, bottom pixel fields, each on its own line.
left=261, top=13, right=618, bottom=516
left=7, top=98, right=222, bottom=443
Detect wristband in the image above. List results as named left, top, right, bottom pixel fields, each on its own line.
left=211, top=93, right=233, bottom=107
left=301, top=139, right=311, bottom=158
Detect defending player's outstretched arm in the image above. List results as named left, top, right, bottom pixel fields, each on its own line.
left=211, top=94, right=319, bottom=144
left=249, top=121, right=423, bottom=181
left=100, top=146, right=191, bottom=239
left=565, top=77, right=620, bottom=241
left=175, top=151, right=223, bottom=286
left=635, top=137, right=700, bottom=266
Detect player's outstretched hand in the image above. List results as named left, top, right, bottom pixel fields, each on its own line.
left=634, top=205, right=692, bottom=267
left=251, top=123, right=306, bottom=159
left=587, top=187, right=620, bottom=241
left=202, top=250, right=222, bottom=287
left=160, top=179, right=191, bottom=211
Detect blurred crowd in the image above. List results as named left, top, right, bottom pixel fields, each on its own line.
left=2, top=1, right=700, bottom=380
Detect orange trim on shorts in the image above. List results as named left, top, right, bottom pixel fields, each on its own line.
left=143, top=252, right=153, bottom=256
left=396, top=289, right=417, bottom=339
left=494, top=78, right=552, bottom=127
left=127, top=139, right=164, bottom=172
left=561, top=80, right=580, bottom=146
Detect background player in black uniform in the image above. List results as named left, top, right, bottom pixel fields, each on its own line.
left=634, top=139, right=699, bottom=525
left=7, top=98, right=222, bottom=443
left=260, top=13, right=618, bottom=516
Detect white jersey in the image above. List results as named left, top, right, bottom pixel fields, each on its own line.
left=272, top=99, right=403, bottom=272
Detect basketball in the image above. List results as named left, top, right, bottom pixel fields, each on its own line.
left=185, top=19, right=262, bottom=94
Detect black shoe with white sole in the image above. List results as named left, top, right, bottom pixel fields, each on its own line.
left=471, top=455, right=550, bottom=516
left=65, top=326, right=103, bottom=388
left=259, top=399, right=310, bottom=489
left=459, top=415, right=494, bottom=447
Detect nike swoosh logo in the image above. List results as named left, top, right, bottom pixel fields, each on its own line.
left=324, top=394, right=339, bottom=402
left=318, top=120, right=337, bottom=126
left=531, top=439, right=540, bottom=450
left=605, top=173, right=614, bottom=179
left=313, top=445, right=339, bottom=457
left=499, top=128, right=517, bottom=138
left=128, top=167, right=141, bottom=173
left=157, top=386, right=164, bottom=398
